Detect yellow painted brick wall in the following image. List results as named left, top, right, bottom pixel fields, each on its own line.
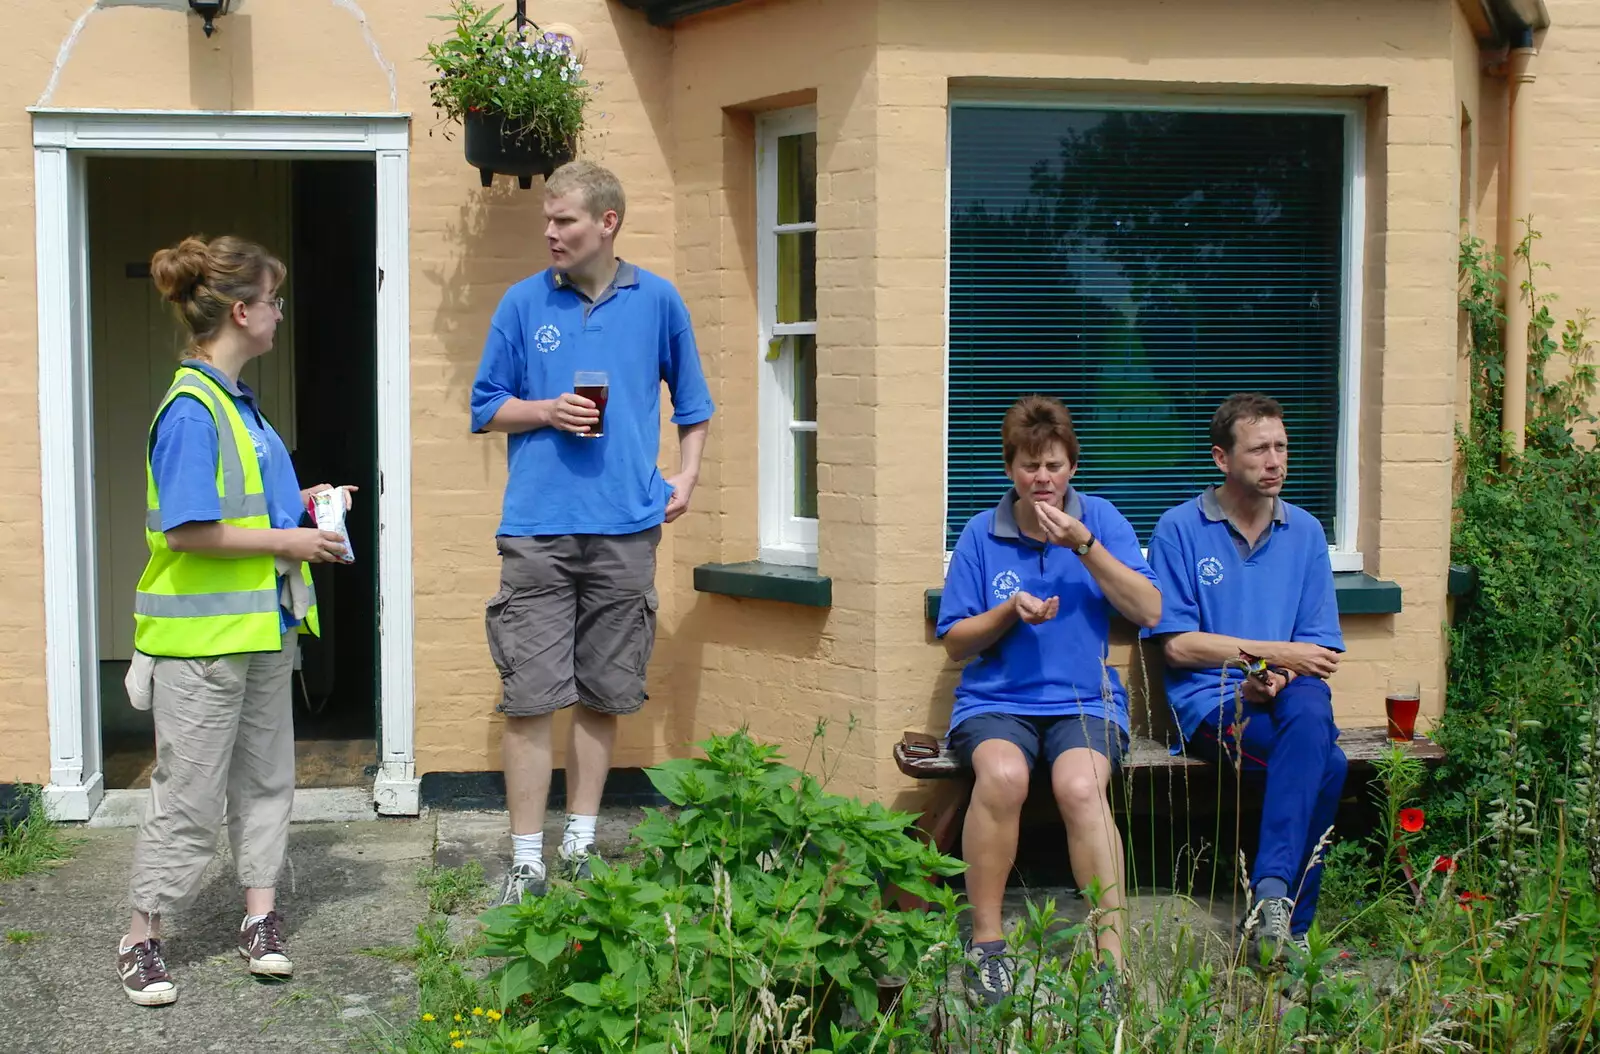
left=669, top=0, right=1477, bottom=808
left=5, top=0, right=1588, bottom=808
left=0, top=2, right=79, bottom=785
left=1469, top=4, right=1600, bottom=414
left=669, top=0, right=887, bottom=799
left=0, top=0, right=681, bottom=784
left=1528, top=1, right=1600, bottom=417
left=867, top=0, right=1465, bottom=809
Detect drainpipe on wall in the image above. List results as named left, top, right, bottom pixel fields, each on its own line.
left=1500, top=26, right=1538, bottom=457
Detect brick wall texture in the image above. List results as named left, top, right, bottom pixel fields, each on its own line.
left=1, top=0, right=1594, bottom=807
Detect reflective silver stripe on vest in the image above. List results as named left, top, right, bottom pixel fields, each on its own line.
left=146, top=374, right=265, bottom=532
left=134, top=589, right=281, bottom=618
left=146, top=492, right=270, bottom=532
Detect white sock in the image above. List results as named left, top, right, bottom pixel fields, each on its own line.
left=562, top=814, right=598, bottom=857
left=511, top=831, right=545, bottom=872
left=242, top=913, right=268, bottom=930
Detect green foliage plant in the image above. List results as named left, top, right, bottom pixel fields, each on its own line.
left=474, top=725, right=963, bottom=1052
left=1439, top=226, right=1600, bottom=908
left=425, top=1, right=592, bottom=147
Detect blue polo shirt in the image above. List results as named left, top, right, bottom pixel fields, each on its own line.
left=936, top=488, right=1157, bottom=735
left=1143, top=487, right=1344, bottom=741
left=469, top=261, right=715, bottom=537
left=149, top=359, right=304, bottom=633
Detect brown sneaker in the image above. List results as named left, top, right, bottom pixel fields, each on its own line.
left=118, top=937, right=177, bottom=1006
left=237, top=911, right=293, bottom=977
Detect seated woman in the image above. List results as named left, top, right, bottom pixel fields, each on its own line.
left=935, top=395, right=1162, bottom=1009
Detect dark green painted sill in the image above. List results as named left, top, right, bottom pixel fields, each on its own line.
left=1335, top=572, right=1404, bottom=615
left=924, top=571, right=1403, bottom=622
left=694, top=561, right=832, bottom=608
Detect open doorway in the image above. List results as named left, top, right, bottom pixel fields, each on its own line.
left=87, top=156, right=380, bottom=791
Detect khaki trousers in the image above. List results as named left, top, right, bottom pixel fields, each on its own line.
left=128, top=630, right=296, bottom=917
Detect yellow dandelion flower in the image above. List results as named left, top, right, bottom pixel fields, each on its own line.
left=449, top=1030, right=460, bottom=1040
left=486, top=1009, right=502, bottom=1022
left=454, top=1014, right=464, bottom=1023
left=452, top=1044, right=465, bottom=1051
left=472, top=1007, right=484, bottom=1016
left=421, top=1013, right=435, bottom=1022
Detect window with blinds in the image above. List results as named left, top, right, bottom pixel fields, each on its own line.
left=946, top=105, right=1351, bottom=549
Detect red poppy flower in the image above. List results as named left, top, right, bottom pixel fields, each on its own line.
left=573, top=941, right=583, bottom=952
left=1432, top=855, right=1457, bottom=874
left=1398, top=808, right=1425, bottom=833
left=1458, top=891, right=1491, bottom=909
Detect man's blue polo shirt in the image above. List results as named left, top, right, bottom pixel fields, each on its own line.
left=936, top=488, right=1157, bottom=735
left=1143, top=486, right=1344, bottom=741
left=469, top=261, right=715, bottom=537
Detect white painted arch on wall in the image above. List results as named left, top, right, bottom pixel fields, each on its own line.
left=30, top=108, right=419, bottom=819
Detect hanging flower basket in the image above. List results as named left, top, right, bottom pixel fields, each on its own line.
left=426, top=1, right=593, bottom=190
left=464, top=109, right=574, bottom=189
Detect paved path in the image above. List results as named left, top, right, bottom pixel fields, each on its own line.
left=1, top=820, right=431, bottom=1054
left=0, top=804, right=1238, bottom=1052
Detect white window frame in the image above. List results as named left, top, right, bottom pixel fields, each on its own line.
left=756, top=106, right=820, bottom=566
left=30, top=108, right=418, bottom=819
left=944, top=93, right=1367, bottom=572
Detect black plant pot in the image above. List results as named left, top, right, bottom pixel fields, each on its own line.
left=463, top=109, right=574, bottom=190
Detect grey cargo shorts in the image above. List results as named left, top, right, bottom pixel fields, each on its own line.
left=486, top=528, right=660, bottom=718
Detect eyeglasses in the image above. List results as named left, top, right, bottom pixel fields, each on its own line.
left=251, top=296, right=286, bottom=313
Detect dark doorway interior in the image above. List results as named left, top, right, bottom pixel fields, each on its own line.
left=91, top=156, right=381, bottom=791
left=289, top=159, right=380, bottom=752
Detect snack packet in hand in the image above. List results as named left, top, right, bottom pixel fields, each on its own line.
left=310, top=487, right=355, bottom=564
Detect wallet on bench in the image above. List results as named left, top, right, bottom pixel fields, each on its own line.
left=899, top=731, right=942, bottom=759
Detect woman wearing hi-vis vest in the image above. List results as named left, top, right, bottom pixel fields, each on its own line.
left=115, top=235, right=355, bottom=1007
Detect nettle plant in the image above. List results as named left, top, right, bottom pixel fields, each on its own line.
left=425, top=0, right=592, bottom=145
left=473, top=728, right=963, bottom=1053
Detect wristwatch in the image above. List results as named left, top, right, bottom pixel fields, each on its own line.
left=1074, top=532, right=1097, bottom=556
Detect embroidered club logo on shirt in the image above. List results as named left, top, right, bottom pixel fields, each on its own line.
left=1197, top=556, right=1225, bottom=587
left=534, top=324, right=562, bottom=354
left=991, top=569, right=1021, bottom=602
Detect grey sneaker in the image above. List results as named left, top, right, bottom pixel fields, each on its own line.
left=559, top=844, right=598, bottom=881
left=963, top=939, right=1015, bottom=1007
left=238, top=910, right=294, bottom=977
left=118, top=937, right=177, bottom=1006
left=497, top=862, right=547, bottom=906
left=1243, top=897, right=1294, bottom=968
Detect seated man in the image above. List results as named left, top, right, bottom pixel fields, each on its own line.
left=1144, top=392, right=1346, bottom=965
left=937, top=395, right=1162, bottom=1008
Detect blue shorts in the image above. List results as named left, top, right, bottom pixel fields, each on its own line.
left=949, top=711, right=1129, bottom=773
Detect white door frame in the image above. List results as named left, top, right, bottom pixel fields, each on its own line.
left=29, top=109, right=419, bottom=819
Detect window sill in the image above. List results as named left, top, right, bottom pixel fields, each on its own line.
left=694, top=561, right=832, bottom=608
left=923, top=571, right=1402, bottom=622
left=1335, top=572, right=1403, bottom=615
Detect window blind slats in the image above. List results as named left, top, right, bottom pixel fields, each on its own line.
left=947, top=107, right=1347, bottom=547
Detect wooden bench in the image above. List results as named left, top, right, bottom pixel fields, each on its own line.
left=892, top=727, right=1444, bottom=910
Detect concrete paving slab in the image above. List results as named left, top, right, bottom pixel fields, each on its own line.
left=0, top=819, right=432, bottom=1054
left=89, top=788, right=378, bottom=828
left=0, top=800, right=1245, bottom=1054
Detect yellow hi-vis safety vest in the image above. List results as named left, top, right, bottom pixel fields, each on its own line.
left=133, top=367, right=319, bottom=658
